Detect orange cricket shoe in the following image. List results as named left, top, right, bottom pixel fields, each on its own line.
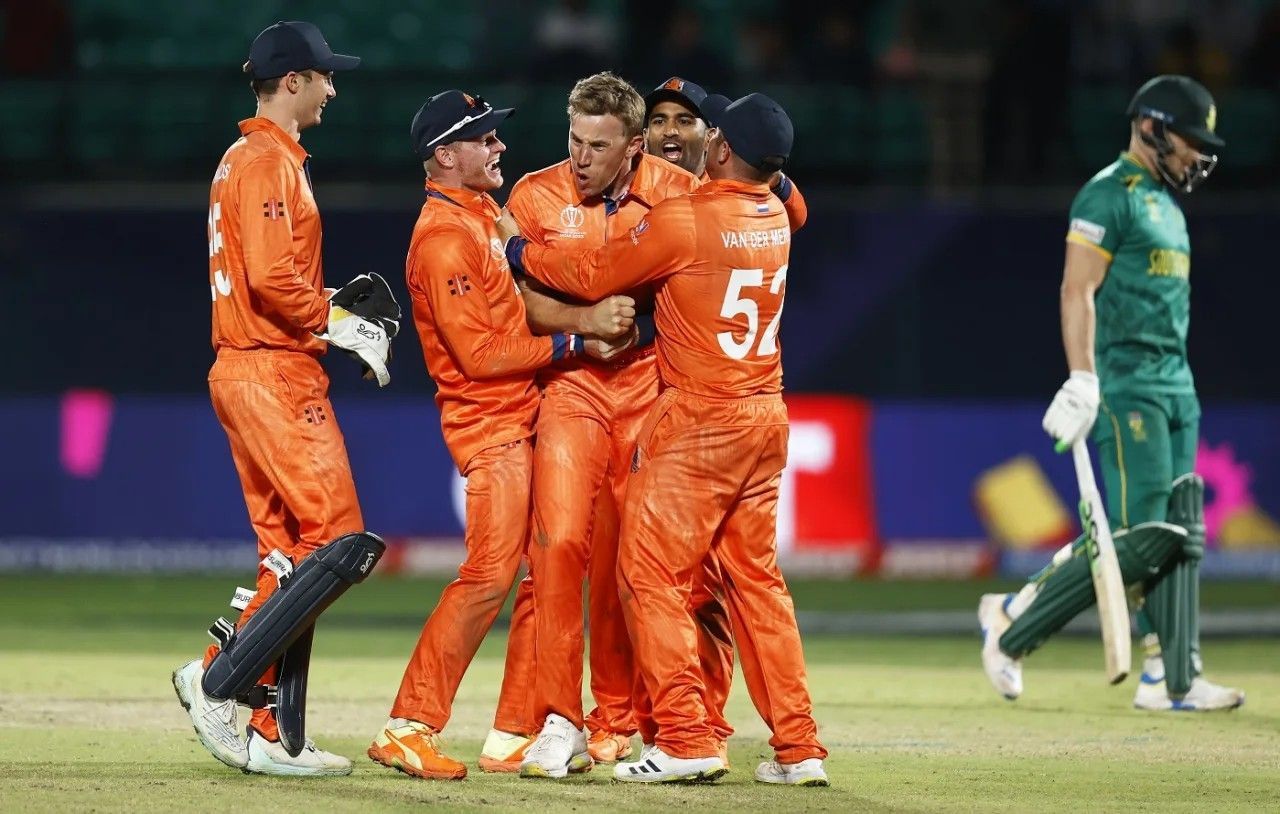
left=587, top=730, right=634, bottom=763
left=368, top=720, right=467, bottom=780
left=477, top=728, right=536, bottom=773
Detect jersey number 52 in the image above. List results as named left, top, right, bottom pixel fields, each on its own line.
left=717, top=265, right=788, bottom=360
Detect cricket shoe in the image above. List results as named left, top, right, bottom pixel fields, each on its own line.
left=478, top=728, right=535, bottom=773
left=245, top=728, right=352, bottom=776
left=519, top=713, right=593, bottom=779
left=613, top=746, right=726, bottom=784
left=171, top=658, right=248, bottom=769
left=587, top=729, right=633, bottom=763
left=979, top=593, right=1023, bottom=700
left=368, top=719, right=467, bottom=780
left=1133, top=660, right=1245, bottom=711
left=643, top=739, right=728, bottom=769
left=755, top=757, right=829, bottom=787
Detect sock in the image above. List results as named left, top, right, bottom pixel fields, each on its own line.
left=1004, top=584, right=1038, bottom=620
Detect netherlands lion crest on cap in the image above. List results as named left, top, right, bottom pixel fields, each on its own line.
left=662, top=77, right=686, bottom=92
left=462, top=92, right=478, bottom=108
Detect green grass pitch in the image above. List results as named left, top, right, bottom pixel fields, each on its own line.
left=0, top=575, right=1276, bottom=812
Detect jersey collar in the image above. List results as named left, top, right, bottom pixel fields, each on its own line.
left=574, top=153, right=662, bottom=208
left=1119, top=152, right=1161, bottom=188
left=698, top=177, right=771, bottom=197
left=424, top=179, right=500, bottom=218
left=239, top=117, right=309, bottom=165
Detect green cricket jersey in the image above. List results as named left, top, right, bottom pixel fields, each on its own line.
left=1066, top=152, right=1194, bottom=395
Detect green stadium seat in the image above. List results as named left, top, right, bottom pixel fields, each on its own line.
left=0, top=82, right=65, bottom=167
left=871, top=88, right=928, bottom=179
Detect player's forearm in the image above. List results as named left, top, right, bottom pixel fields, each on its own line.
left=1059, top=284, right=1097, bottom=374
left=512, top=240, right=612, bottom=302
left=250, top=258, right=330, bottom=333
left=460, top=332, right=580, bottom=380
left=518, top=279, right=594, bottom=335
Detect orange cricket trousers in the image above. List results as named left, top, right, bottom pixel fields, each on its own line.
left=631, top=551, right=735, bottom=747
left=517, top=353, right=658, bottom=732
left=490, top=572, right=537, bottom=734
left=620, top=389, right=827, bottom=764
left=391, top=440, right=533, bottom=730
left=203, top=349, right=364, bottom=741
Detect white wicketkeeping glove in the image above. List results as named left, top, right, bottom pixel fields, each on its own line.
left=317, top=305, right=391, bottom=387
left=1042, top=370, right=1100, bottom=452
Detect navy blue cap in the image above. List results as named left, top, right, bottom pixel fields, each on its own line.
left=700, top=93, right=732, bottom=124
left=645, top=77, right=709, bottom=119
left=410, top=90, right=515, bottom=158
left=703, top=92, right=793, bottom=172
left=245, top=21, right=359, bottom=80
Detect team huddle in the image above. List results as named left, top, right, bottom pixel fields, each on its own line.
left=173, top=19, right=1243, bottom=789
left=174, top=19, right=825, bottom=787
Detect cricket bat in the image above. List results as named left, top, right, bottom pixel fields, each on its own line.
left=1071, top=438, right=1131, bottom=684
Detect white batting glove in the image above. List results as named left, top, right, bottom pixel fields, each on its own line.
left=1042, top=370, right=1099, bottom=452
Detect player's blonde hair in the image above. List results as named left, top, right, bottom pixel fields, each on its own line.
left=566, top=72, right=646, bottom=138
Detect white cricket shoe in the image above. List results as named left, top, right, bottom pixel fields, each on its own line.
left=755, top=757, right=830, bottom=787
left=979, top=594, right=1023, bottom=700
left=519, top=713, right=593, bottom=779
left=1133, top=658, right=1245, bottom=711
left=613, top=746, right=726, bottom=784
left=245, top=728, right=352, bottom=776
left=171, top=658, right=248, bottom=769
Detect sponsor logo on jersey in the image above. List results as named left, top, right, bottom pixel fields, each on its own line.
left=262, top=198, right=284, bottom=220
left=447, top=274, right=472, bottom=296
left=1069, top=218, right=1106, bottom=245
left=630, top=218, right=650, bottom=245
left=1147, top=248, right=1190, bottom=279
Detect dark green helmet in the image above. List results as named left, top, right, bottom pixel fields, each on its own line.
left=1127, top=75, right=1223, bottom=193
left=1127, top=75, right=1224, bottom=148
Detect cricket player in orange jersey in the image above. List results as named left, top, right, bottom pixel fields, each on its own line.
left=646, top=79, right=807, bottom=229
left=635, top=75, right=816, bottom=765
left=366, top=90, right=629, bottom=782
left=498, top=72, right=697, bottom=778
left=171, top=21, right=393, bottom=778
left=502, top=92, right=829, bottom=787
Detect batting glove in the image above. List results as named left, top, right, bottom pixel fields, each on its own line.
left=1043, top=370, right=1099, bottom=452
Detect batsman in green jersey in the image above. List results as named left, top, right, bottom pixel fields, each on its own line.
left=978, top=75, right=1245, bottom=711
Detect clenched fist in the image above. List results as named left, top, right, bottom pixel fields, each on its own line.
left=585, top=295, right=636, bottom=340
left=585, top=325, right=639, bottom=362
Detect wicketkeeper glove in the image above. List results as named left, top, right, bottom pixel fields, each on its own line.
left=329, top=273, right=402, bottom=338
left=317, top=274, right=401, bottom=387
left=1042, top=370, right=1100, bottom=452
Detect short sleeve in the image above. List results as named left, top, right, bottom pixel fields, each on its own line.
left=1066, top=179, right=1127, bottom=260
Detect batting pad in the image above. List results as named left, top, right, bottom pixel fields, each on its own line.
left=202, top=531, right=385, bottom=703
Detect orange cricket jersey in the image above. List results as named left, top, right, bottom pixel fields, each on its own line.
left=208, top=117, right=330, bottom=354
left=698, top=169, right=808, bottom=232
left=522, top=179, right=791, bottom=399
left=506, top=153, right=700, bottom=378
left=407, top=180, right=571, bottom=472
